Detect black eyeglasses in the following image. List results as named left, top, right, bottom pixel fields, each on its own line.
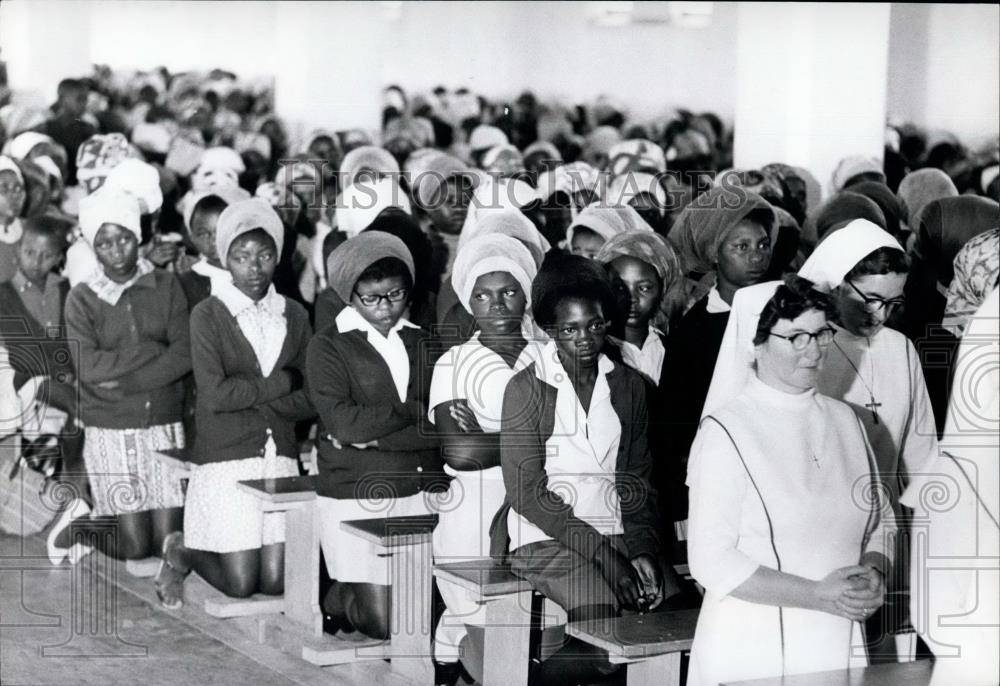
left=846, top=281, right=905, bottom=313
left=352, top=287, right=409, bottom=307
left=769, top=327, right=836, bottom=351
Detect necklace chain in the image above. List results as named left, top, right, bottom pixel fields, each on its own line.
left=833, top=338, right=882, bottom=424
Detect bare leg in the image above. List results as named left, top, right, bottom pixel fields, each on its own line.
left=150, top=506, right=183, bottom=554
left=322, top=581, right=391, bottom=640
left=258, top=543, right=284, bottom=596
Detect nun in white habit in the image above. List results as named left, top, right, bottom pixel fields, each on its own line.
left=705, top=219, right=940, bottom=659
left=686, top=275, right=893, bottom=686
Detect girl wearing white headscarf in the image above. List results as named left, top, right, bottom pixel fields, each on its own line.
left=429, top=234, right=541, bottom=665
left=48, top=189, right=190, bottom=568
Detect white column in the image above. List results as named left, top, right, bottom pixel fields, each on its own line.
left=733, top=2, right=891, bottom=198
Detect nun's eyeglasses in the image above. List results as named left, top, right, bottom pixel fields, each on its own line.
left=846, top=281, right=905, bottom=313
left=769, top=327, right=836, bottom=350
left=353, top=287, right=409, bottom=307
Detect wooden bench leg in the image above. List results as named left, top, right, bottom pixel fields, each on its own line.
left=386, top=540, right=435, bottom=685
left=626, top=651, right=681, bottom=686
left=481, top=590, right=533, bottom=686
left=282, top=501, right=322, bottom=636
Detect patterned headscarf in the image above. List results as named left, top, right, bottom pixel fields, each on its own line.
left=596, top=230, right=682, bottom=293
left=75, top=133, right=135, bottom=189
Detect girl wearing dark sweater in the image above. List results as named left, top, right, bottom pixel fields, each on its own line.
left=154, top=199, right=314, bottom=608
left=307, top=231, right=444, bottom=640
left=49, top=189, right=190, bottom=565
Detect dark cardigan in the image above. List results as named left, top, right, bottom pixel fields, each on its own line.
left=64, top=269, right=191, bottom=429
left=660, top=295, right=730, bottom=523
left=189, top=295, right=315, bottom=465
left=491, top=359, right=662, bottom=562
left=306, top=321, right=445, bottom=500
left=0, top=279, right=74, bottom=397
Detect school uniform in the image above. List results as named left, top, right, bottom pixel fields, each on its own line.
left=493, top=342, right=662, bottom=614
left=428, top=330, right=541, bottom=658
left=306, top=307, right=445, bottom=584
left=64, top=263, right=191, bottom=515
left=0, top=272, right=73, bottom=400
left=183, top=284, right=314, bottom=553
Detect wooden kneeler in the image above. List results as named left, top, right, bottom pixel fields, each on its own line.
left=339, top=515, right=440, bottom=685
left=236, top=476, right=389, bottom=666
left=433, top=558, right=535, bottom=686
left=567, top=609, right=698, bottom=686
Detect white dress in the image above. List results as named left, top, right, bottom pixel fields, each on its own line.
left=686, top=375, right=891, bottom=686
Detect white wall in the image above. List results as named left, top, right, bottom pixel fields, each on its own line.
left=888, top=3, right=1000, bottom=146
left=1, top=1, right=997, bottom=143
left=734, top=3, right=891, bottom=195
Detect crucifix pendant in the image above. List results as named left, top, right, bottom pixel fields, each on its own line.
left=865, top=394, right=882, bottom=425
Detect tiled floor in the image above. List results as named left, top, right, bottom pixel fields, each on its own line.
left=0, top=533, right=399, bottom=686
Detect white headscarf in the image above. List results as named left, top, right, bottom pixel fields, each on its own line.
left=78, top=189, right=142, bottom=245
left=451, top=233, right=537, bottom=314
left=458, top=208, right=547, bottom=267
left=460, top=176, right=542, bottom=238
left=336, top=176, right=412, bottom=238
left=797, top=218, right=903, bottom=292
left=101, top=158, right=163, bottom=214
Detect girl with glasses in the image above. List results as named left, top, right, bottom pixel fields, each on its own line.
left=306, top=231, right=444, bottom=640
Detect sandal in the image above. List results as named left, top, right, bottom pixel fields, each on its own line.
left=154, top=532, right=188, bottom=610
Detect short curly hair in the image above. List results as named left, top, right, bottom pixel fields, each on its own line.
left=531, top=252, right=619, bottom=329
left=753, top=274, right=834, bottom=345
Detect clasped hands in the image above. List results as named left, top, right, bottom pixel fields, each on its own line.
left=594, top=542, right=665, bottom=613
left=816, top=564, right=885, bottom=622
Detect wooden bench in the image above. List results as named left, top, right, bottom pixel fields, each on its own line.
left=433, top=558, right=535, bottom=686
left=236, top=476, right=389, bottom=667
left=234, top=476, right=321, bottom=627
left=567, top=609, right=698, bottom=686
left=722, top=657, right=933, bottom=685
left=339, top=515, right=440, bottom=685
